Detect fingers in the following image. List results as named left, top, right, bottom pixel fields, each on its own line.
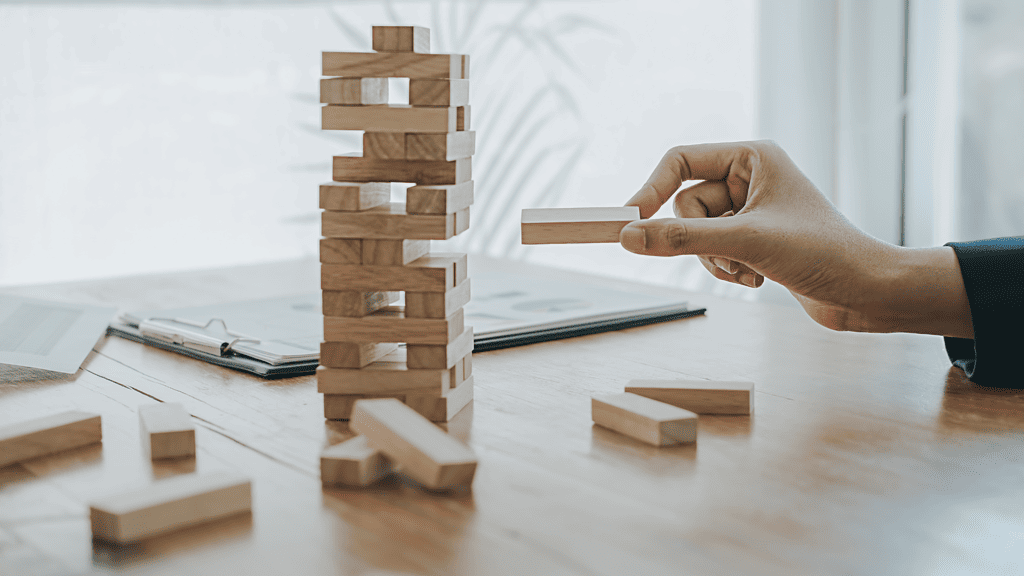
left=672, top=181, right=735, bottom=219
left=699, top=255, right=765, bottom=288
left=620, top=215, right=750, bottom=259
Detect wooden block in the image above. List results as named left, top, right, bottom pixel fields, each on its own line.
left=319, top=182, right=391, bottom=211
left=324, top=307, right=464, bottom=345
left=409, top=79, right=470, bottom=107
left=455, top=206, right=470, bottom=234
left=372, top=26, right=430, bottom=53
left=591, top=393, right=698, bottom=447
left=405, top=278, right=471, bottom=319
left=361, top=239, right=430, bottom=266
left=322, top=252, right=466, bottom=292
left=321, top=436, right=392, bottom=487
left=457, top=105, right=470, bottom=131
left=405, top=375, right=474, bottom=422
left=332, top=155, right=471, bottom=186
left=320, top=238, right=363, bottom=265
left=624, top=380, right=754, bottom=415
left=322, top=290, right=398, bottom=317
left=462, top=55, right=470, bottom=79
left=463, top=353, right=473, bottom=379
left=89, top=472, right=251, bottom=544
left=406, top=181, right=474, bottom=215
left=323, top=52, right=463, bottom=79
left=323, top=105, right=459, bottom=133
left=317, top=350, right=454, bottom=395
left=320, top=77, right=388, bottom=105
left=407, top=327, right=473, bottom=369
left=325, top=393, right=402, bottom=421
left=521, top=207, right=641, bottom=244
left=363, top=132, right=406, bottom=160
left=320, top=341, right=398, bottom=368
left=323, top=203, right=459, bottom=240
left=350, top=398, right=477, bottom=489
left=138, top=403, right=195, bottom=460
left=0, top=411, right=102, bottom=468
left=406, top=131, right=475, bottom=162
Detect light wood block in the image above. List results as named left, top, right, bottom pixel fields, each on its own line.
left=363, top=132, right=406, bottom=160
left=406, top=131, right=475, bottom=161
left=322, top=52, right=464, bottom=79
left=405, top=278, right=471, bottom=319
left=624, top=380, right=754, bottom=415
left=521, top=207, right=641, bottom=244
left=321, top=252, right=467, bottom=292
left=409, top=79, right=470, bottom=107
left=455, top=206, right=470, bottom=234
left=407, top=327, right=473, bottom=369
left=323, top=307, right=464, bottom=345
left=323, top=105, right=460, bottom=133
left=323, top=375, right=474, bottom=422
left=0, top=410, right=102, bottom=468
left=350, top=398, right=477, bottom=489
left=372, top=26, right=430, bottom=53
left=406, top=181, right=474, bottom=215
left=322, top=290, right=399, bottom=317
left=323, top=203, right=460, bottom=240
left=361, top=239, right=430, bottom=266
left=89, top=472, right=251, bottom=544
left=463, top=352, right=473, bottom=379
left=457, top=105, right=470, bottom=131
left=317, top=349, right=467, bottom=395
left=320, top=238, right=363, bottom=265
left=591, top=393, right=698, bottom=447
left=320, top=77, right=389, bottom=105
left=320, top=341, right=398, bottom=368
left=332, top=155, right=471, bottom=186
left=320, top=436, right=392, bottom=487
left=138, top=403, right=195, bottom=460
left=319, top=182, right=391, bottom=211
left=325, top=393, right=401, bottom=421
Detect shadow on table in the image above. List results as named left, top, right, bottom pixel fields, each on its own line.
left=91, top=511, right=253, bottom=569
left=939, top=367, right=1024, bottom=433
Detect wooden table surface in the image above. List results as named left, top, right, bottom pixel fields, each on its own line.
left=2, top=257, right=1023, bottom=576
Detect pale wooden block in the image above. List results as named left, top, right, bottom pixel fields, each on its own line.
left=456, top=105, right=470, bottom=131
left=138, top=403, right=195, bottom=460
left=407, top=327, right=473, bottom=369
left=363, top=132, right=406, bottom=160
left=332, top=156, right=471, bottom=186
left=320, top=238, right=363, bottom=265
left=406, top=131, right=475, bottom=162
left=463, top=352, right=473, bottom=379
left=89, top=472, right=251, bottom=544
left=405, top=375, right=474, bottom=422
left=323, top=307, right=464, bottom=345
left=323, top=105, right=459, bottom=133
left=462, top=55, right=470, bottom=79
left=624, top=380, right=754, bottom=415
left=322, top=52, right=463, bottom=79
left=350, top=398, right=477, bottom=489
left=319, top=182, right=391, bottom=211
left=521, top=207, right=641, bottom=244
left=406, top=181, right=474, bottom=215
left=361, top=239, right=430, bottom=266
left=408, top=79, right=470, bottom=107
left=323, top=203, right=460, bottom=240
left=372, top=26, right=430, bottom=53
left=320, top=341, right=398, bottom=368
left=455, top=206, right=470, bottom=234
left=320, top=77, right=388, bottom=105
left=325, top=393, right=399, bottom=421
left=322, top=290, right=399, bottom=317
left=321, top=253, right=466, bottom=292
left=317, top=351, right=453, bottom=395
left=591, top=393, right=698, bottom=447
left=406, top=279, right=471, bottom=319
left=321, top=436, right=392, bottom=487
left=0, top=410, right=102, bottom=468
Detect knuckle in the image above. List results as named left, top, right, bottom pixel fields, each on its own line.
left=663, top=222, right=688, bottom=251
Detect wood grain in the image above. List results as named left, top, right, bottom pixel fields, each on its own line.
left=319, top=238, right=362, bottom=265
left=372, top=26, right=430, bottom=53
left=316, top=348, right=464, bottom=395
left=323, top=375, right=474, bottom=422
left=322, top=203, right=458, bottom=240
left=405, top=278, right=471, bottom=319
left=591, top=393, right=698, bottom=446
left=318, top=182, right=391, bottom=211
left=457, top=105, right=470, bottom=131
left=319, top=78, right=389, bottom=105
left=360, top=239, right=430, bottom=266
left=321, top=290, right=398, bottom=317
left=406, top=181, right=475, bottom=215
left=322, top=52, right=463, bottom=79
left=521, top=207, right=641, bottom=244
left=362, top=132, right=406, bottom=159
left=409, top=79, right=470, bottom=107
left=321, top=253, right=466, bottom=292
left=323, top=307, right=465, bottom=345
left=332, top=155, right=471, bottom=185
left=320, top=435, right=392, bottom=487
left=406, top=131, right=475, bottom=161
left=407, top=327, right=474, bottom=369
left=322, top=105, right=458, bottom=133
left=319, top=341, right=398, bottom=368
left=625, top=380, right=754, bottom=415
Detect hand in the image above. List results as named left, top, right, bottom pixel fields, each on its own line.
left=619, top=140, right=974, bottom=339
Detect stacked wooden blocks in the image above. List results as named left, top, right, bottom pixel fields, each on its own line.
left=318, top=25, right=475, bottom=424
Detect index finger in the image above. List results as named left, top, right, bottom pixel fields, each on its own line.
left=625, top=141, right=759, bottom=219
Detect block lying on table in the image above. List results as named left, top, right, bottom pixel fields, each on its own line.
left=591, top=393, right=697, bottom=447
left=138, top=403, right=195, bottom=460
left=321, top=436, right=392, bottom=487
left=521, top=206, right=641, bottom=244
left=0, top=410, right=102, bottom=468
left=625, top=380, right=754, bottom=415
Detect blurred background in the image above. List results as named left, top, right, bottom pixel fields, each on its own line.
left=0, top=0, right=1021, bottom=305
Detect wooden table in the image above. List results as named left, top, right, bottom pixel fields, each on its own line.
left=2, top=257, right=1023, bottom=576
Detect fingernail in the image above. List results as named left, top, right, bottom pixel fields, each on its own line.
left=713, top=258, right=734, bottom=274
left=740, top=272, right=757, bottom=288
left=620, top=225, right=646, bottom=252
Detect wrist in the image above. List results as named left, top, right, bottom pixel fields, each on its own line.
left=871, top=246, right=974, bottom=338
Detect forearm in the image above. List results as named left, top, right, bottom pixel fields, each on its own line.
left=873, top=246, right=974, bottom=339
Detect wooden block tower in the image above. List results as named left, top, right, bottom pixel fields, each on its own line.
left=318, top=26, right=475, bottom=422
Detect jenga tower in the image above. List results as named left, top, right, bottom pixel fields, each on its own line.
left=317, top=26, right=474, bottom=422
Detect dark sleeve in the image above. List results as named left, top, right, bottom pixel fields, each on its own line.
left=943, top=237, right=1024, bottom=388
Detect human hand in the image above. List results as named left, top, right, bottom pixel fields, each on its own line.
left=619, top=140, right=973, bottom=338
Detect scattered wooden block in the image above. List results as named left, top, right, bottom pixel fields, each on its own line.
left=89, top=472, right=251, bottom=544
left=363, top=132, right=406, bottom=160
left=320, top=77, right=389, bottom=105
left=323, top=375, right=474, bottom=422
left=322, top=290, right=399, bottom=317
left=321, top=436, right=392, bottom=487
left=325, top=393, right=400, bottom=421
left=409, top=79, right=470, bottom=107
left=138, top=403, right=195, bottom=460
left=0, top=411, right=102, bottom=468
left=407, top=327, right=473, bottom=369
left=521, top=207, right=641, bottom=244
left=319, top=182, right=391, bottom=211
left=361, top=239, right=430, bottom=266
left=406, top=181, right=474, bottom=215
left=322, top=203, right=460, bottom=240
left=457, top=105, right=470, bottom=131
left=406, top=131, right=475, bottom=162
left=332, top=155, right=471, bottom=186
left=624, top=380, right=754, bottom=415
left=320, top=238, right=363, bottom=265
left=320, top=341, right=398, bottom=368
left=350, top=398, right=477, bottom=489
left=405, top=278, right=471, bottom=319
left=372, top=25, right=430, bottom=53
left=591, top=393, right=698, bottom=447
left=323, top=105, right=461, bottom=133
left=317, top=349, right=466, bottom=395
left=322, top=52, right=464, bottom=79
left=321, top=253, right=467, bottom=292
left=324, top=307, right=464, bottom=345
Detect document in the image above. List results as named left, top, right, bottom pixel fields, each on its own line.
left=0, top=294, right=116, bottom=375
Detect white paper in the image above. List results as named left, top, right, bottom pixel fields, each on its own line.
left=0, top=295, right=116, bottom=374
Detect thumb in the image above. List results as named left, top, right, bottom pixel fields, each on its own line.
left=619, top=216, right=749, bottom=259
